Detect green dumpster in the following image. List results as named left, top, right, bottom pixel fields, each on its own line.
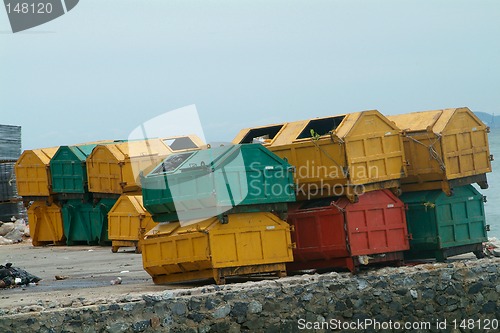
left=61, top=198, right=117, bottom=245
left=141, top=144, right=296, bottom=222
left=402, top=185, right=488, bottom=261
left=50, top=144, right=98, bottom=194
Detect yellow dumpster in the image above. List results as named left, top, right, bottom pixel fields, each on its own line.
left=142, top=212, right=294, bottom=285
left=15, top=147, right=60, bottom=198
left=27, top=201, right=65, bottom=246
left=387, top=107, right=492, bottom=194
left=233, top=110, right=406, bottom=201
left=108, top=194, right=157, bottom=253
left=87, top=135, right=204, bottom=195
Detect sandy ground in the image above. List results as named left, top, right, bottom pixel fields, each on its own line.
left=0, top=241, right=172, bottom=309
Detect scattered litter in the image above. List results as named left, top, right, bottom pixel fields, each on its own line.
left=119, top=270, right=129, bottom=274
left=484, top=238, right=500, bottom=257
left=0, top=263, right=41, bottom=288
left=0, top=219, right=31, bottom=245
left=88, top=249, right=94, bottom=252
left=110, top=277, right=122, bottom=285
left=4, top=227, right=23, bottom=243
left=55, top=275, right=69, bottom=280
left=0, top=236, right=13, bottom=245
left=0, top=222, right=15, bottom=235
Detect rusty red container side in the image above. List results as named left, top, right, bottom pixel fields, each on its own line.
left=288, top=190, right=409, bottom=271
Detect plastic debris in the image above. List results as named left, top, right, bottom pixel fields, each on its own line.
left=483, top=237, right=500, bottom=257
left=0, top=263, right=41, bottom=288
left=110, top=277, right=122, bottom=285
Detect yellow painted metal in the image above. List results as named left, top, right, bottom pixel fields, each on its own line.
left=108, top=194, right=157, bottom=253
left=233, top=110, right=406, bottom=200
left=87, top=135, right=204, bottom=194
left=141, top=212, right=293, bottom=284
left=15, top=147, right=60, bottom=197
left=27, top=201, right=65, bottom=246
left=387, top=107, right=492, bottom=192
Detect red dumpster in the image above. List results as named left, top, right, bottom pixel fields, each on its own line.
left=287, top=189, right=409, bottom=272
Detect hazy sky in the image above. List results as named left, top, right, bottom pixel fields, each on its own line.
left=1, top=0, right=499, bottom=150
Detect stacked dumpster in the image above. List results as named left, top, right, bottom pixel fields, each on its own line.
left=234, top=110, right=411, bottom=272
left=0, top=124, right=24, bottom=222
left=17, top=135, right=205, bottom=249
left=233, top=110, right=407, bottom=202
left=140, top=144, right=296, bottom=284
left=102, top=135, right=205, bottom=252
left=388, top=107, right=491, bottom=261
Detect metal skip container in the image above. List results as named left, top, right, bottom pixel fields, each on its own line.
left=141, top=212, right=294, bottom=285
left=233, top=110, right=406, bottom=202
left=141, top=144, right=296, bottom=223
left=387, top=107, right=492, bottom=195
left=50, top=144, right=101, bottom=195
left=61, top=198, right=117, bottom=245
left=286, top=189, right=410, bottom=272
left=27, top=201, right=65, bottom=246
left=86, top=136, right=204, bottom=195
left=15, top=147, right=60, bottom=198
left=401, top=185, right=488, bottom=261
left=107, top=194, right=157, bottom=253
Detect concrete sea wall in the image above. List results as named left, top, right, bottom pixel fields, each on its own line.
left=1, top=258, right=499, bottom=332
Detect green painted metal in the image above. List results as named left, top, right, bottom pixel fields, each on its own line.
left=141, top=144, right=296, bottom=222
left=61, top=198, right=117, bottom=245
left=401, top=185, right=488, bottom=260
left=50, top=145, right=97, bottom=194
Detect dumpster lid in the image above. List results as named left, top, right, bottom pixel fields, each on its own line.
left=149, top=144, right=290, bottom=176
left=162, top=135, right=204, bottom=151
left=111, top=194, right=148, bottom=214
left=145, top=217, right=217, bottom=237
left=270, top=110, right=391, bottom=145
left=53, top=144, right=98, bottom=162
left=94, top=138, right=173, bottom=161
left=336, top=189, right=404, bottom=210
left=401, top=184, right=482, bottom=205
left=388, top=107, right=484, bottom=134
left=149, top=145, right=238, bottom=175
left=127, top=195, right=148, bottom=213
left=17, top=147, right=60, bottom=166
left=236, top=124, right=285, bottom=145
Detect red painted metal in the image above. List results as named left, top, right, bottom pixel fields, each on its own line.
left=287, top=189, right=409, bottom=272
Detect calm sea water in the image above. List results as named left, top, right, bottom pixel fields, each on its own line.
left=480, top=128, right=500, bottom=238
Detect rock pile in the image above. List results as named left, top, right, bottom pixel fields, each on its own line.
left=0, top=218, right=29, bottom=245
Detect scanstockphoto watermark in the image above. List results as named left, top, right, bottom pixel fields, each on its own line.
left=3, top=0, right=79, bottom=33
left=298, top=318, right=432, bottom=331
left=298, top=318, right=500, bottom=331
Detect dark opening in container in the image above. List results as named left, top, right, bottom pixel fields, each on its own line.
left=163, top=137, right=198, bottom=151
left=239, top=125, right=284, bottom=144
left=296, top=116, right=345, bottom=139
left=151, top=152, right=194, bottom=174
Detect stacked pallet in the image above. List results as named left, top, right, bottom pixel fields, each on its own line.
left=0, top=124, right=24, bottom=222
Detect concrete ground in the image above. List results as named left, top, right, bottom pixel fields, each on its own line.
left=0, top=241, right=170, bottom=310
left=0, top=241, right=479, bottom=312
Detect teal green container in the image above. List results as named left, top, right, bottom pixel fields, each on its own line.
left=50, top=145, right=98, bottom=194
left=61, top=198, right=117, bottom=245
left=402, top=185, right=488, bottom=261
left=141, top=144, right=296, bottom=222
